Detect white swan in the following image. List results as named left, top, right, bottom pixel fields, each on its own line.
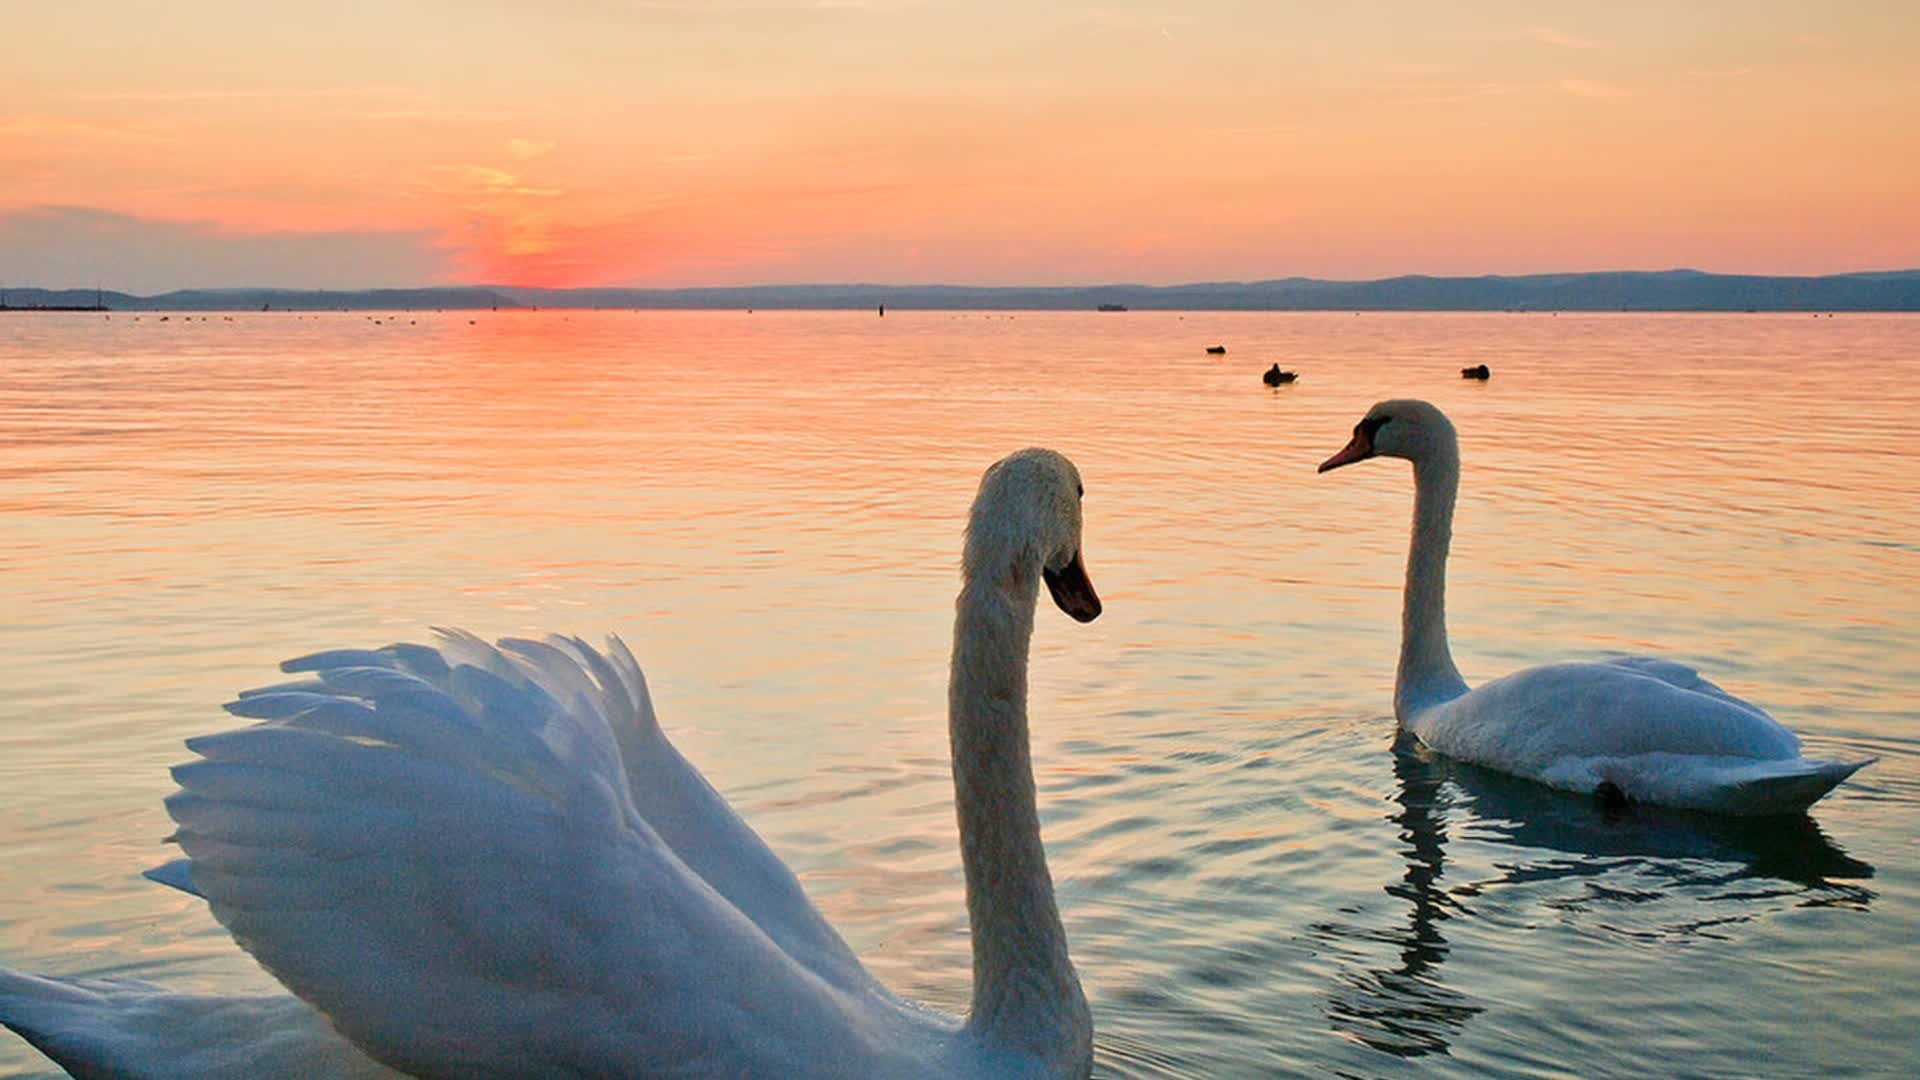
left=2, top=447, right=1103, bottom=1078
left=1318, top=400, right=1871, bottom=815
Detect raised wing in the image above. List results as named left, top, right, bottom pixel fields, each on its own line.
left=164, top=636, right=878, bottom=1077
left=437, top=631, right=869, bottom=989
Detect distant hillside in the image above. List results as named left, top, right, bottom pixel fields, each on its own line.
left=1, top=286, right=514, bottom=311
left=0, top=288, right=129, bottom=309
left=5, top=272, right=1918, bottom=312
left=501, top=270, right=1920, bottom=311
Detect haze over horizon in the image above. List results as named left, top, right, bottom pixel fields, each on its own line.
left=4, top=2, right=1916, bottom=294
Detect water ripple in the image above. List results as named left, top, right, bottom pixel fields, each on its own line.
left=1, top=312, right=1916, bottom=1078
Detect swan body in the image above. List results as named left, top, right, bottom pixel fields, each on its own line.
left=1319, top=400, right=1870, bottom=815
left=2, top=448, right=1102, bottom=1078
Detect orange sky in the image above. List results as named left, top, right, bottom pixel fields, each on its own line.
left=2, top=1, right=1916, bottom=290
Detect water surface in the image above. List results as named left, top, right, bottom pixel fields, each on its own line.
left=1, top=311, right=1915, bottom=1077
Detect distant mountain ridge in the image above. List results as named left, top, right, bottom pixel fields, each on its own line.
left=5, top=271, right=1918, bottom=311
left=0, top=286, right=514, bottom=312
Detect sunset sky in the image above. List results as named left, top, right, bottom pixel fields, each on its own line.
left=2, top=1, right=1916, bottom=291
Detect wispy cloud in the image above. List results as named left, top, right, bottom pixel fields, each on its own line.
left=1393, top=82, right=1521, bottom=106
left=1520, top=26, right=1599, bottom=49
left=1558, top=78, right=1633, bottom=99
left=0, top=114, right=178, bottom=146
left=1204, top=123, right=1318, bottom=138
left=73, top=85, right=411, bottom=104
left=428, top=164, right=562, bottom=199
left=506, top=138, right=556, bottom=161
left=1387, top=76, right=1632, bottom=105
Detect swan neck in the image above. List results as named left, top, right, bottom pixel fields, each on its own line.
left=949, top=559, right=1088, bottom=1059
left=1399, top=446, right=1467, bottom=719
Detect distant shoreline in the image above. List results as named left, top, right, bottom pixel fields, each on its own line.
left=4, top=269, right=1918, bottom=312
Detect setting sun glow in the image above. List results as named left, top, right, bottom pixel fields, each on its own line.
left=3, top=1, right=1916, bottom=291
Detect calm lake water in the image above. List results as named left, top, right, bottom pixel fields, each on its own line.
left=1, top=310, right=1916, bottom=1077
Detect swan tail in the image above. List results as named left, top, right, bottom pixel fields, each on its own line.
left=1546, top=754, right=1874, bottom=815
left=1711, top=758, right=1875, bottom=816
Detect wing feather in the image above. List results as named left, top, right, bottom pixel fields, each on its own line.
left=164, top=634, right=875, bottom=1077
left=604, top=634, right=661, bottom=734
left=443, top=631, right=868, bottom=989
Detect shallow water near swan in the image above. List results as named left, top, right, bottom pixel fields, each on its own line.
left=0, top=310, right=1916, bottom=1077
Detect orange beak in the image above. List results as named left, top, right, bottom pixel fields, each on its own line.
left=1318, top=429, right=1374, bottom=473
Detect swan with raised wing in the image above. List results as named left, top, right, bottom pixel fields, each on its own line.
left=1317, top=400, right=1870, bottom=815
left=2, top=447, right=1102, bottom=1078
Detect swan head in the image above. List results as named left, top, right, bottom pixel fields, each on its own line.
left=1318, top=399, right=1456, bottom=472
left=965, top=448, right=1101, bottom=622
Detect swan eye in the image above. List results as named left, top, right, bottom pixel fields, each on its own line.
left=1359, top=415, right=1392, bottom=439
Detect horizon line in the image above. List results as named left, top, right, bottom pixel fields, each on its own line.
left=6, top=266, right=1920, bottom=297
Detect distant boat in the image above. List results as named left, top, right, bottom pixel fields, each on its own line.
left=1206, top=345, right=1227, bottom=355
left=1263, top=364, right=1297, bottom=387
left=1096, top=303, right=1127, bottom=312
left=1460, top=363, right=1491, bottom=380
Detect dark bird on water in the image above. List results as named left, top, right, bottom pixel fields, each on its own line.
left=1263, top=364, right=1297, bottom=387
left=1206, top=345, right=1226, bottom=355
left=1461, top=363, right=1491, bottom=380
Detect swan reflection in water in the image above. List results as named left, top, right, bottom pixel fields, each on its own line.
left=1319, top=735, right=1873, bottom=1059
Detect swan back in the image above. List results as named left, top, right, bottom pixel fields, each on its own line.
left=1411, top=658, right=1870, bottom=813
left=1408, top=659, right=1801, bottom=771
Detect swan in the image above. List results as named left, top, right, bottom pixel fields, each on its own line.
left=1317, top=400, right=1871, bottom=815
left=2, top=447, right=1103, bottom=1078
